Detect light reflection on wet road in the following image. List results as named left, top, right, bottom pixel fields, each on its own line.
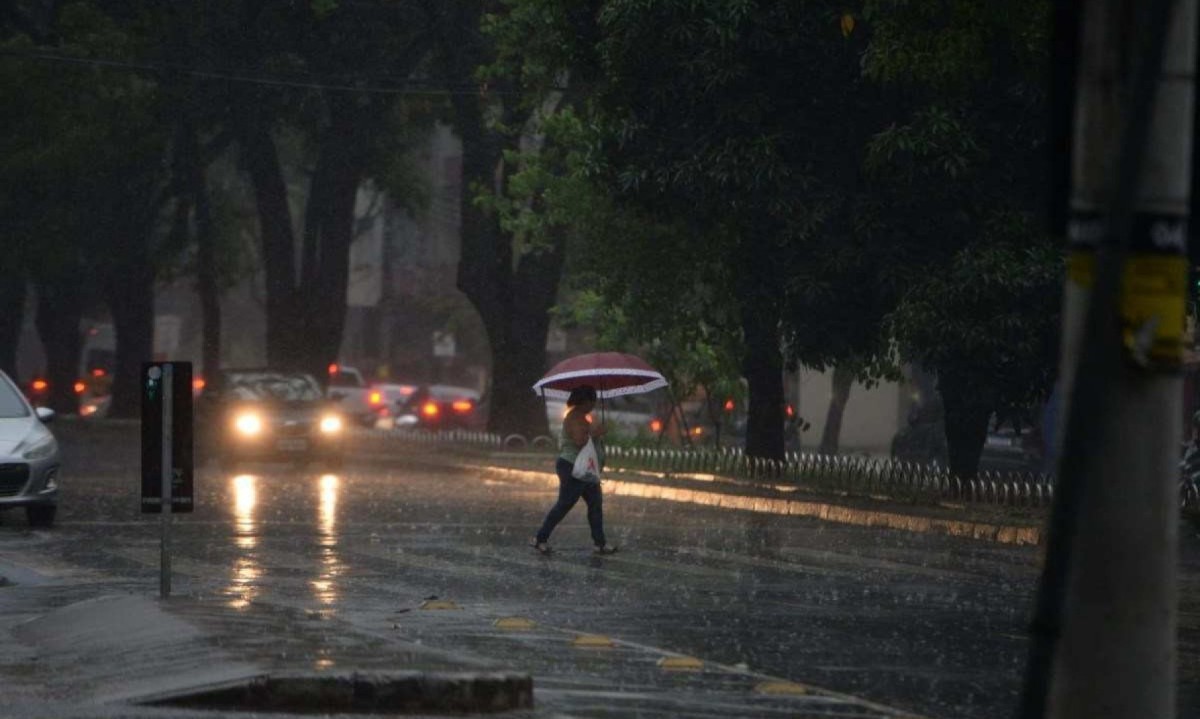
left=2, top=426, right=1197, bottom=719
left=228, top=474, right=259, bottom=609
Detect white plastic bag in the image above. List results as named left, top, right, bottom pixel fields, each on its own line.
left=571, top=438, right=602, bottom=483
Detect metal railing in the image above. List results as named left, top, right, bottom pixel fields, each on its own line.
left=357, top=428, right=1200, bottom=511
left=603, top=445, right=1056, bottom=508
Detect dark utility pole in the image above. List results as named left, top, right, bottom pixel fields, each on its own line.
left=1022, top=1, right=1195, bottom=717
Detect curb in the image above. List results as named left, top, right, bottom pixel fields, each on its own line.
left=472, top=464, right=1043, bottom=546
left=141, top=671, right=533, bottom=714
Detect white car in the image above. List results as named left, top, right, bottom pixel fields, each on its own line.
left=0, top=370, right=60, bottom=526
left=543, top=394, right=660, bottom=438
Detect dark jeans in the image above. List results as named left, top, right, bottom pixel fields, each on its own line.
left=535, top=458, right=606, bottom=546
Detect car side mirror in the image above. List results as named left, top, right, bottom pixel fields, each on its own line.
left=35, top=407, right=56, bottom=423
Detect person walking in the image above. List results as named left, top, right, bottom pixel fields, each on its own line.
left=532, top=385, right=618, bottom=555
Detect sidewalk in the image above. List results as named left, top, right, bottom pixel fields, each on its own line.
left=0, top=558, right=535, bottom=719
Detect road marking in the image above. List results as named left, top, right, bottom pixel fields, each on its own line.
left=657, top=655, right=704, bottom=671
left=755, top=680, right=808, bottom=695
left=494, top=617, right=537, bottom=630
left=571, top=634, right=615, bottom=648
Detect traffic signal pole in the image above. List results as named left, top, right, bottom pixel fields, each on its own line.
left=1021, top=1, right=1195, bottom=717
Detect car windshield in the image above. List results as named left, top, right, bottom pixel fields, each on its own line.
left=0, top=375, right=30, bottom=418
left=223, top=372, right=322, bottom=401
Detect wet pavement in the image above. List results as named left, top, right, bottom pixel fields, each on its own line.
left=1, top=421, right=1198, bottom=718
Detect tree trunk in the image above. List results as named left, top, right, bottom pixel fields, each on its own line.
left=451, top=94, right=560, bottom=438
left=819, top=365, right=854, bottom=455
left=105, top=258, right=155, bottom=419
left=0, top=275, right=25, bottom=378
left=938, top=369, right=993, bottom=478
left=239, top=107, right=364, bottom=380
left=188, top=126, right=221, bottom=376
left=239, top=117, right=302, bottom=369
left=738, top=230, right=786, bottom=461
left=493, top=229, right=564, bottom=437
left=300, top=125, right=360, bottom=381
left=741, top=298, right=785, bottom=461
left=33, top=279, right=82, bottom=414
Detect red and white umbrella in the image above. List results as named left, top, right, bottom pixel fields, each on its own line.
left=533, top=352, right=668, bottom=399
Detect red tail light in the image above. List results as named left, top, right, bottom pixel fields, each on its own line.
left=724, top=398, right=735, bottom=412
left=451, top=400, right=473, bottom=413
left=193, top=378, right=206, bottom=391
left=74, top=381, right=86, bottom=394
left=786, top=404, right=795, bottom=418
left=649, top=419, right=663, bottom=433
left=91, top=368, right=106, bottom=378
left=31, top=379, right=48, bottom=391
left=421, top=402, right=440, bottom=418
left=328, top=363, right=339, bottom=375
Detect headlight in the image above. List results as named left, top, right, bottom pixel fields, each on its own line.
left=234, top=412, right=263, bottom=436
left=22, top=436, right=57, bottom=460
left=319, top=415, right=343, bottom=434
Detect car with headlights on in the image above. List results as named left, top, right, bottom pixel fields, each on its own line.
left=0, top=370, right=60, bottom=527
left=198, top=369, right=345, bottom=468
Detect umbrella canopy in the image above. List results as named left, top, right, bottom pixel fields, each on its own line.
left=533, top=352, right=668, bottom=399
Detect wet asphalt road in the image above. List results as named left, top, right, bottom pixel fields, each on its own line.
left=2, top=421, right=1198, bottom=719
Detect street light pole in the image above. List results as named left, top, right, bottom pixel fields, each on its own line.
left=1023, top=1, right=1195, bottom=717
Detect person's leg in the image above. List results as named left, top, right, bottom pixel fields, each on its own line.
left=535, top=459, right=584, bottom=544
left=580, top=482, right=607, bottom=548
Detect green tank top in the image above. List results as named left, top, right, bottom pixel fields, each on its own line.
left=559, top=418, right=580, bottom=462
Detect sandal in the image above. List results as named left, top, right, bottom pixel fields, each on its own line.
left=593, top=545, right=619, bottom=555
left=531, top=541, right=552, bottom=555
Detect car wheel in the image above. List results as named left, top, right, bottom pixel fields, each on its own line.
left=26, top=505, right=56, bottom=528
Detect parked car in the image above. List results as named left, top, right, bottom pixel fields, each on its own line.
left=978, top=422, right=1044, bottom=474
left=368, top=382, right=418, bottom=428
left=399, top=385, right=483, bottom=430
left=197, top=369, right=346, bottom=468
left=544, top=394, right=664, bottom=439
left=0, top=370, right=60, bottom=527
left=326, top=364, right=377, bottom=427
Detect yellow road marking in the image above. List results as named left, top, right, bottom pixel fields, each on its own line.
left=572, top=634, right=615, bottom=648
left=658, top=655, right=704, bottom=671
left=755, top=681, right=809, bottom=695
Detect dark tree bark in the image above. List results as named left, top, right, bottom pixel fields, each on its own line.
left=0, top=274, right=25, bottom=378
left=938, top=368, right=994, bottom=478
left=237, top=100, right=368, bottom=381
left=449, top=90, right=561, bottom=437
left=741, top=300, right=786, bottom=461
left=819, top=365, right=855, bottom=455
left=181, top=121, right=222, bottom=376
left=105, top=253, right=155, bottom=419
left=738, top=230, right=787, bottom=461
left=239, top=116, right=302, bottom=369
left=302, top=115, right=361, bottom=381
left=33, top=279, right=82, bottom=414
